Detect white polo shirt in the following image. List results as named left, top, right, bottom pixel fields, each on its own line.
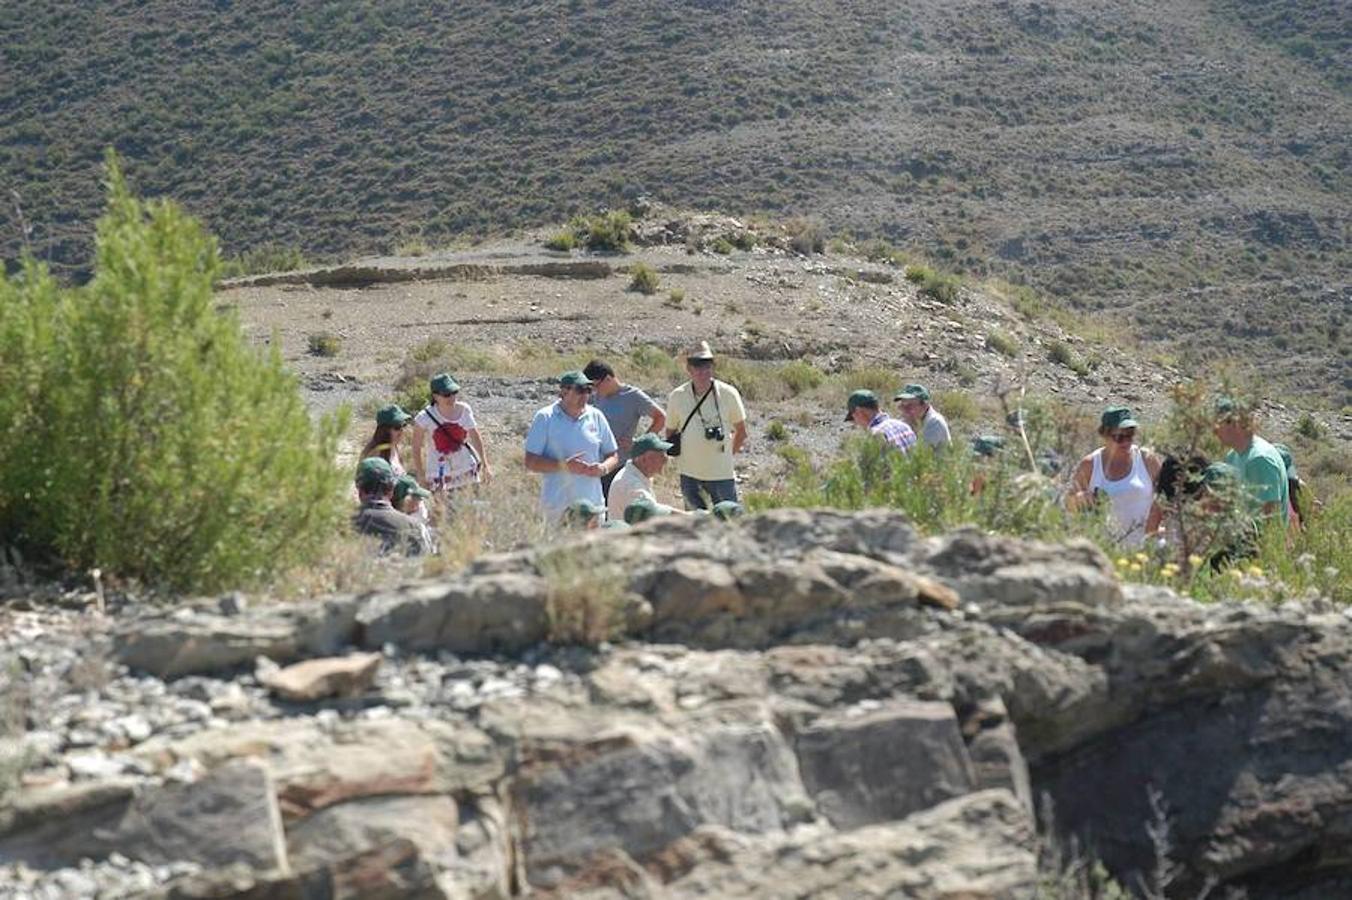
left=607, top=460, right=656, bottom=521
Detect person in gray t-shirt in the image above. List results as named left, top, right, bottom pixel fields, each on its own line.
left=584, top=359, right=667, bottom=497
left=894, top=383, right=952, bottom=449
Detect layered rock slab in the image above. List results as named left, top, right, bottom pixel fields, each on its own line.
left=0, top=762, right=286, bottom=872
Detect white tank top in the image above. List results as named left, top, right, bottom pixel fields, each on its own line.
left=1089, top=446, right=1153, bottom=547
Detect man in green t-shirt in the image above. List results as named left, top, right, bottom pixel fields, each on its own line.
left=1213, top=398, right=1290, bottom=528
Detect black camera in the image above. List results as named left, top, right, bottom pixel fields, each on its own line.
left=704, top=426, right=725, bottom=442
left=667, top=433, right=682, bottom=457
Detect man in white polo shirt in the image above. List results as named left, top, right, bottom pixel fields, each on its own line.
left=523, top=370, right=619, bottom=523
left=607, top=432, right=682, bottom=521
left=666, top=342, right=748, bottom=510
left=894, top=383, right=952, bottom=450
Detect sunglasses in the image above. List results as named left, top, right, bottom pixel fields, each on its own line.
left=1109, top=430, right=1136, bottom=443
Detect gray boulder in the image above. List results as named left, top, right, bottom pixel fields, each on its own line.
left=357, top=573, right=549, bottom=654
left=114, top=598, right=357, bottom=678
left=794, top=700, right=977, bottom=829
left=142, top=838, right=446, bottom=900
left=550, top=789, right=1037, bottom=899
left=0, top=762, right=287, bottom=872
left=511, top=722, right=812, bottom=887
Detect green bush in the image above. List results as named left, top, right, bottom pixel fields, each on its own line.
left=904, top=265, right=961, bottom=304
left=0, top=155, right=346, bottom=592
left=307, top=331, right=342, bottom=357
left=864, top=240, right=908, bottom=267
left=544, top=229, right=577, bottom=251
left=985, top=329, right=1020, bottom=358
left=583, top=210, right=632, bottom=252
left=728, top=231, right=757, bottom=251
left=786, top=217, right=825, bottom=255
left=766, top=420, right=789, bottom=442
left=665, top=288, right=686, bottom=307
left=1295, top=412, right=1324, bottom=440
left=711, top=236, right=735, bottom=255
left=628, top=262, right=660, bottom=294
left=1046, top=339, right=1091, bottom=377
left=779, top=359, right=825, bottom=395
left=626, top=344, right=683, bottom=384
left=218, top=243, right=309, bottom=279
left=935, top=389, right=979, bottom=422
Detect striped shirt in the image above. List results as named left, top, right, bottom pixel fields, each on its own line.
left=869, top=413, right=917, bottom=453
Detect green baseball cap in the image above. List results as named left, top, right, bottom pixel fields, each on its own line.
left=393, top=474, right=432, bottom=505
left=602, top=520, right=631, bottom=530
left=562, top=498, right=605, bottom=526
left=558, top=370, right=593, bottom=388
left=623, top=497, right=671, bottom=525
left=711, top=500, right=745, bottom=521
left=429, top=373, right=460, bottom=396
left=970, top=434, right=1005, bottom=457
left=844, top=389, right=881, bottom=422
left=1214, top=396, right=1252, bottom=421
left=355, top=456, right=397, bottom=490
left=376, top=404, right=413, bottom=427
left=894, top=383, right=930, bottom=403
left=1100, top=406, right=1139, bottom=431
left=631, top=433, right=674, bottom=456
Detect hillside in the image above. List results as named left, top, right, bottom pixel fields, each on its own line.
left=1, top=0, right=1349, bottom=402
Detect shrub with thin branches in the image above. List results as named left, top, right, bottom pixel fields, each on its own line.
left=0, top=153, right=347, bottom=592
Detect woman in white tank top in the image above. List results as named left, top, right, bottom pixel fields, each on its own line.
left=1067, top=406, right=1162, bottom=547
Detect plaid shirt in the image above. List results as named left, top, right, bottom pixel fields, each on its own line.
left=869, top=413, right=917, bottom=453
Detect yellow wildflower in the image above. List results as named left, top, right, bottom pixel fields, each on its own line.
left=1134, top=552, right=1149, bottom=563
left=1188, top=555, right=1203, bottom=568
left=1116, top=557, right=1130, bottom=568
left=1129, top=562, right=1143, bottom=573
left=1247, top=565, right=1264, bottom=578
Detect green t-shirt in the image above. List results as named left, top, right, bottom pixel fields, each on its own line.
left=1225, top=435, right=1289, bottom=525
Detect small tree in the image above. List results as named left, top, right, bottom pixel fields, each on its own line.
left=0, top=153, right=347, bottom=592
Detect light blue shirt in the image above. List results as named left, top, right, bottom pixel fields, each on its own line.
left=524, top=400, right=617, bottom=519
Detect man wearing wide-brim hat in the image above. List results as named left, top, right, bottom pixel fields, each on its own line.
left=524, top=370, right=619, bottom=524
left=665, top=342, right=748, bottom=510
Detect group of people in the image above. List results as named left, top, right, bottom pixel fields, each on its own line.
left=349, top=338, right=1309, bottom=562
left=1063, top=399, right=1304, bottom=553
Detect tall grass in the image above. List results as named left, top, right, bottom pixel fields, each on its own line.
left=749, top=436, right=1075, bottom=541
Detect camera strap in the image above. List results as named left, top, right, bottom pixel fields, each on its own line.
left=678, top=383, right=717, bottom=438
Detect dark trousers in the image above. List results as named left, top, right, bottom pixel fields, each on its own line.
left=679, top=475, right=739, bottom=511
left=601, top=467, right=619, bottom=501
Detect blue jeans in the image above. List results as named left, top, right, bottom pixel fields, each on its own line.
left=679, top=475, right=739, bottom=511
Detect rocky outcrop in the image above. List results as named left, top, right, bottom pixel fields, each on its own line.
left=5, top=509, right=1352, bottom=898
left=0, top=763, right=286, bottom=872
